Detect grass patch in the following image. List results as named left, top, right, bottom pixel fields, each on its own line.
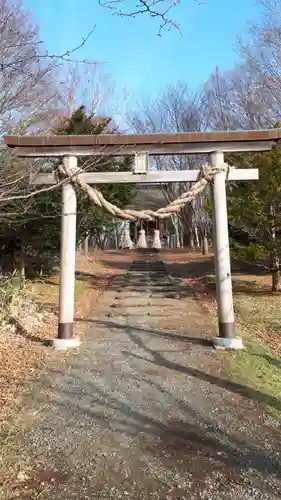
left=29, top=274, right=92, bottom=310
left=224, top=330, right=281, bottom=418
left=179, top=253, right=281, bottom=418
left=225, top=273, right=281, bottom=418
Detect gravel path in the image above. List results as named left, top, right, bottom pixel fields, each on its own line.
left=3, top=255, right=281, bottom=499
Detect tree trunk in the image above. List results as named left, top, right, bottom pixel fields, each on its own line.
left=188, top=206, right=194, bottom=251
left=11, top=236, right=25, bottom=287
left=183, top=230, right=194, bottom=249
left=180, top=226, right=184, bottom=248
left=84, top=234, right=89, bottom=257
left=194, top=225, right=200, bottom=248
left=20, top=253, right=25, bottom=288
left=171, top=215, right=181, bottom=248
left=269, top=204, right=281, bottom=291
left=78, top=242, right=83, bottom=254
left=189, top=230, right=195, bottom=251
left=202, top=237, right=209, bottom=255
left=175, top=230, right=180, bottom=248
left=114, top=225, right=119, bottom=250
left=271, top=254, right=281, bottom=292
left=13, top=249, right=25, bottom=287
left=134, top=223, right=138, bottom=244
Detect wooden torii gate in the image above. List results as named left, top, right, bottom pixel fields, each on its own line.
left=4, top=129, right=281, bottom=350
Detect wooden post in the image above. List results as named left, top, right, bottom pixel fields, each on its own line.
left=210, top=152, right=243, bottom=349
left=202, top=236, right=209, bottom=255
left=114, top=222, right=119, bottom=250
left=84, top=234, right=89, bottom=257
left=53, top=156, right=80, bottom=350
left=134, top=222, right=138, bottom=244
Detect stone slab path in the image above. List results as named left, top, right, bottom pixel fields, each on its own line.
left=3, top=255, right=281, bottom=500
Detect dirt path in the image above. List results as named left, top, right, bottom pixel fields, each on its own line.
left=2, top=254, right=281, bottom=499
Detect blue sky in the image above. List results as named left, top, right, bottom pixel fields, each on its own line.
left=24, top=0, right=262, bottom=121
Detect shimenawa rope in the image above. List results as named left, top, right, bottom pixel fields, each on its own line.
left=58, top=162, right=229, bottom=221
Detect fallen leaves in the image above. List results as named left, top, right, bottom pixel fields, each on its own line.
left=0, top=251, right=134, bottom=432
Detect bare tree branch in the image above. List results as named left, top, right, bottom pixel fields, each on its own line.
left=130, top=82, right=209, bottom=243
left=0, top=1, right=96, bottom=74
left=99, top=0, right=199, bottom=35
left=203, top=64, right=279, bottom=131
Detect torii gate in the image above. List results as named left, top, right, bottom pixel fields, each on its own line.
left=4, top=129, right=281, bottom=351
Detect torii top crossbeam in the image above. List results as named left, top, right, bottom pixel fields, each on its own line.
left=4, top=128, right=281, bottom=156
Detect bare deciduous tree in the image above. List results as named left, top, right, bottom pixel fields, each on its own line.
left=131, top=82, right=210, bottom=249
left=57, top=60, right=131, bottom=131
left=0, top=2, right=107, bottom=215
left=0, top=0, right=61, bottom=136
left=59, top=61, right=116, bottom=117
left=203, top=65, right=278, bottom=131
left=0, top=0, right=65, bottom=224
left=240, top=1, right=281, bottom=117
left=0, top=0, right=95, bottom=72
left=204, top=0, right=281, bottom=133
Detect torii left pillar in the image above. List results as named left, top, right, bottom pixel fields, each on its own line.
left=53, top=155, right=80, bottom=350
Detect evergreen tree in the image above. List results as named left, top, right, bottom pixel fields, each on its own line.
left=226, top=131, right=281, bottom=291
left=0, top=106, right=135, bottom=276
left=55, top=106, right=135, bottom=245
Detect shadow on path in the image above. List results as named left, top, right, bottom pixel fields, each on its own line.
left=81, top=318, right=281, bottom=414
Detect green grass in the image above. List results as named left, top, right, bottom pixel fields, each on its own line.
left=188, top=255, right=281, bottom=418
left=223, top=274, right=281, bottom=418
left=29, top=274, right=91, bottom=309
left=224, top=330, right=281, bottom=418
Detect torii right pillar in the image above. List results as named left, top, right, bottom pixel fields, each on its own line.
left=210, top=151, right=244, bottom=350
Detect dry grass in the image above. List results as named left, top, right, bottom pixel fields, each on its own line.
left=0, top=251, right=135, bottom=432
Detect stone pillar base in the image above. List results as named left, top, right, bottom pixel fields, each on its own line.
left=52, top=337, right=81, bottom=350
left=212, top=336, right=244, bottom=350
